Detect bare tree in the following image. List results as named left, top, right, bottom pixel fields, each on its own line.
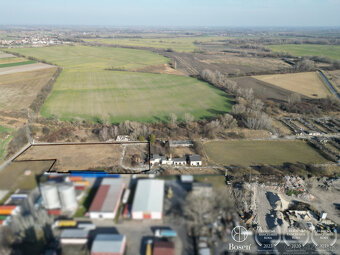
left=99, top=126, right=108, bottom=141
left=184, top=187, right=234, bottom=236
left=204, top=119, right=221, bottom=138
left=184, top=191, right=215, bottom=236
left=200, top=69, right=216, bottom=83
left=231, top=103, right=246, bottom=115
left=219, top=113, right=238, bottom=129
left=184, top=113, right=195, bottom=125
left=169, top=113, right=178, bottom=127
left=243, top=88, right=254, bottom=101
left=244, top=111, right=272, bottom=130
left=249, top=98, right=264, bottom=112
left=295, top=59, right=315, bottom=71
left=225, top=79, right=238, bottom=93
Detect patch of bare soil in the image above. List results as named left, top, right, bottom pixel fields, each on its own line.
left=163, top=51, right=291, bottom=76
left=0, top=63, right=55, bottom=75
left=122, top=144, right=149, bottom=167
left=162, top=167, right=224, bottom=175
left=170, top=147, right=195, bottom=158
left=0, top=67, right=58, bottom=112
left=134, top=64, right=186, bottom=75
left=225, top=128, right=272, bottom=139
left=0, top=53, right=15, bottom=58
left=232, top=76, right=296, bottom=101
left=0, top=112, right=27, bottom=129
left=15, top=144, right=124, bottom=172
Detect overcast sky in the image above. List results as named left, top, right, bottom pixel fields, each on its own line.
left=1, top=0, right=340, bottom=27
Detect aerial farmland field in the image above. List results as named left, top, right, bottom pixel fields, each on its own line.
left=8, top=45, right=232, bottom=123
left=85, top=36, right=229, bottom=52
left=0, top=67, right=58, bottom=111
left=204, top=140, right=329, bottom=166
left=253, top=72, right=332, bottom=98
left=267, top=44, right=340, bottom=61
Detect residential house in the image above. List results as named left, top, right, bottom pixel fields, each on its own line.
left=173, top=157, right=187, bottom=166
left=189, top=154, right=202, bottom=166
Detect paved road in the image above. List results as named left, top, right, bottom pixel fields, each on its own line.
left=255, top=184, right=273, bottom=231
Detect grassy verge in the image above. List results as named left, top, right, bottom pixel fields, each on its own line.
left=0, top=60, right=36, bottom=68
left=204, top=140, right=329, bottom=166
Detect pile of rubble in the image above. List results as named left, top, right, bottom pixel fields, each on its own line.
left=284, top=176, right=306, bottom=192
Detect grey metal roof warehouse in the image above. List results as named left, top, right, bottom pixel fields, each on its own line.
left=60, top=229, right=89, bottom=239
left=132, top=179, right=164, bottom=213
left=91, top=234, right=125, bottom=253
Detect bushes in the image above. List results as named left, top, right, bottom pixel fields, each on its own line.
left=29, top=67, right=62, bottom=113
left=6, top=127, right=28, bottom=158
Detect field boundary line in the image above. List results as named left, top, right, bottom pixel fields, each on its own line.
left=7, top=141, right=151, bottom=173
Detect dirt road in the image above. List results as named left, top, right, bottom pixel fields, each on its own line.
left=0, top=63, right=54, bottom=75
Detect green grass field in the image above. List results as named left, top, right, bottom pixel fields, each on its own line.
left=85, top=36, right=229, bottom=52
left=268, top=44, right=340, bottom=61
left=0, top=60, right=36, bottom=68
left=40, top=69, right=231, bottom=122
left=7, top=45, right=168, bottom=70
left=8, top=45, right=232, bottom=123
left=204, top=140, right=329, bottom=166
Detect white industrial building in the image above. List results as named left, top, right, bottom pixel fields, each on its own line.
left=131, top=179, right=164, bottom=220
left=89, top=178, right=125, bottom=219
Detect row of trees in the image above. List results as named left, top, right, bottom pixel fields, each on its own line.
left=200, top=69, right=273, bottom=132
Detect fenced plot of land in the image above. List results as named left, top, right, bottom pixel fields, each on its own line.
left=14, top=144, right=125, bottom=172
left=0, top=67, right=58, bottom=112
left=268, top=44, right=340, bottom=61
left=8, top=45, right=232, bottom=123
left=204, top=140, right=329, bottom=166
left=253, top=72, right=332, bottom=98
left=0, top=161, right=53, bottom=190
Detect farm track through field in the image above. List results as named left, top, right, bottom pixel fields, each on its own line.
left=0, top=63, right=54, bottom=76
